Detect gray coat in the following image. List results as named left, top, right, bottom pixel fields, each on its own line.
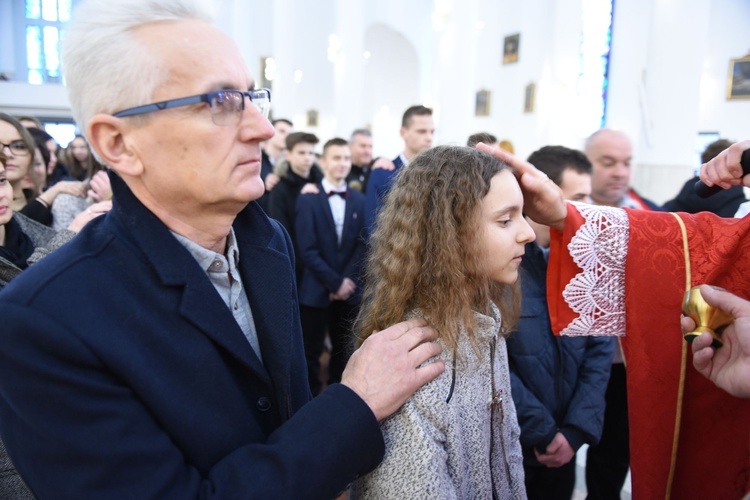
left=0, top=212, right=74, bottom=499
left=0, top=213, right=74, bottom=289
left=351, top=305, right=526, bottom=499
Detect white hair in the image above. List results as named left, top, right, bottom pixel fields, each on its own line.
left=62, top=0, right=216, bottom=134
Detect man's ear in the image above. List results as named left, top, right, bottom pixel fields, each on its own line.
left=399, top=127, right=406, bottom=139
left=87, top=114, right=143, bottom=177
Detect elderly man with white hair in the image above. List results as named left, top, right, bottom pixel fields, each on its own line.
left=0, top=1, right=444, bottom=498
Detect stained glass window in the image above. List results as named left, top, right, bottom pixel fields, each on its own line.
left=23, top=0, right=74, bottom=84
left=578, top=0, right=614, bottom=135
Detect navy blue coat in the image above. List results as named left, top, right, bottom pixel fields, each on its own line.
left=363, top=155, right=403, bottom=234
left=0, top=174, right=383, bottom=499
left=295, top=187, right=366, bottom=308
left=507, top=243, right=614, bottom=466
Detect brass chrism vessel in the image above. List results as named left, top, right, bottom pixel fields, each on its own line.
left=682, top=286, right=733, bottom=348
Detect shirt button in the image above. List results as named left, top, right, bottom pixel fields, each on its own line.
left=233, top=303, right=239, bottom=311
left=212, top=260, right=222, bottom=269
left=257, top=397, right=272, bottom=412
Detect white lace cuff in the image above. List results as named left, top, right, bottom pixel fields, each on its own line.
left=560, top=203, right=629, bottom=337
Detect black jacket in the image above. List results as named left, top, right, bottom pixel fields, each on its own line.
left=663, top=176, right=745, bottom=217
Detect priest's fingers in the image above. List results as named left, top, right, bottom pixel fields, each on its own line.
left=698, top=285, right=750, bottom=321
left=680, top=315, right=697, bottom=334
left=691, top=332, right=716, bottom=376
left=476, top=143, right=548, bottom=186
left=476, top=142, right=566, bottom=230
left=700, top=140, right=750, bottom=189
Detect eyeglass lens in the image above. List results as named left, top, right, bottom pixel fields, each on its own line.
left=209, top=90, right=270, bottom=125
left=0, top=141, right=29, bottom=156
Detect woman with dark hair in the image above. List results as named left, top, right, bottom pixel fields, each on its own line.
left=351, top=146, right=535, bottom=498
left=18, top=127, right=88, bottom=226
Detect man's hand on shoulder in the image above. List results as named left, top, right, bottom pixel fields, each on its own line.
left=341, top=318, right=444, bottom=421
left=300, top=183, right=320, bottom=195
left=371, top=157, right=395, bottom=171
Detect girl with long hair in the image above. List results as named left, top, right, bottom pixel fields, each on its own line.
left=351, top=145, right=534, bottom=499
left=64, top=134, right=104, bottom=181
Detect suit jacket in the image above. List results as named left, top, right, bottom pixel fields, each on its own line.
left=255, top=149, right=274, bottom=212
left=363, top=155, right=404, bottom=234
left=295, top=187, right=366, bottom=308
left=0, top=174, right=384, bottom=499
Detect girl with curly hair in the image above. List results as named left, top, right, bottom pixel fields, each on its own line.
left=351, top=145, right=534, bottom=499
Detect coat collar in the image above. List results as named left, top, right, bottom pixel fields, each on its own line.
left=107, top=173, right=296, bottom=403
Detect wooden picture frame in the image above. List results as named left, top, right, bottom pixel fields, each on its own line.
left=306, top=109, right=319, bottom=127
left=727, top=55, right=750, bottom=100
left=259, top=56, right=273, bottom=91
left=503, top=33, right=520, bottom=64
left=475, top=90, right=491, bottom=116
left=524, top=83, right=536, bottom=113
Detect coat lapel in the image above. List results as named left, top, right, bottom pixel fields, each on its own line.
left=108, top=174, right=272, bottom=383
left=233, top=206, right=298, bottom=417
left=318, top=190, right=337, bottom=239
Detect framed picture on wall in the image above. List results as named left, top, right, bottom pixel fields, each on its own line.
left=524, top=83, right=536, bottom=113
left=503, top=34, right=520, bottom=64
left=259, top=56, right=274, bottom=91
left=727, top=55, right=750, bottom=100
left=306, top=109, right=319, bottom=127
left=475, top=90, right=491, bottom=116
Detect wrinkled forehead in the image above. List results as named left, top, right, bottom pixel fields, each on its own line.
left=352, top=134, right=372, bottom=146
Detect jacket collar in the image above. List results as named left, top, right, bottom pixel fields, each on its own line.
left=107, top=173, right=296, bottom=402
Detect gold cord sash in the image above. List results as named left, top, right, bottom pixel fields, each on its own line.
left=666, top=213, right=690, bottom=500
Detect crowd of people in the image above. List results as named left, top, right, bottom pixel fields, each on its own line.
left=2, top=0, right=750, bottom=498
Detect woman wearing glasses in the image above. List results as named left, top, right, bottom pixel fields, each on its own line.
left=0, top=151, right=108, bottom=291
left=0, top=113, right=36, bottom=213
left=0, top=114, right=88, bottom=227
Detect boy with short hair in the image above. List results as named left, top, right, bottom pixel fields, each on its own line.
left=295, top=138, right=365, bottom=395
left=364, top=105, right=434, bottom=232
left=268, top=132, right=323, bottom=281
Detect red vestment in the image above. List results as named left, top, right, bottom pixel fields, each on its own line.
left=548, top=203, right=750, bottom=499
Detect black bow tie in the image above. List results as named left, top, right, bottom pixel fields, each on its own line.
left=327, top=190, right=347, bottom=199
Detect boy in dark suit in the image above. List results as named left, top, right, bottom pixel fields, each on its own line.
left=296, top=138, right=365, bottom=395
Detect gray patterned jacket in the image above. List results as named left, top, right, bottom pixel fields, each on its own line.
left=351, top=304, right=526, bottom=499
left=0, top=213, right=75, bottom=290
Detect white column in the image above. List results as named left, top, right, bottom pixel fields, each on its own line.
left=607, top=0, right=711, bottom=202
left=332, top=0, right=366, bottom=138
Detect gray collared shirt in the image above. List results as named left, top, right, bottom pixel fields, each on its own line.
left=171, top=228, right=263, bottom=364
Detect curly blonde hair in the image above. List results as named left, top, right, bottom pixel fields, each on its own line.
left=356, top=145, right=521, bottom=353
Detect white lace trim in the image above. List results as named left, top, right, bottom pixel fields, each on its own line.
left=560, top=203, right=629, bottom=337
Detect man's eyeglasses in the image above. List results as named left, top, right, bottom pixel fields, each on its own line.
left=112, top=88, right=271, bottom=125
left=0, top=140, right=30, bottom=157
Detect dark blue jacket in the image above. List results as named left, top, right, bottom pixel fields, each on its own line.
left=295, top=186, right=366, bottom=308
left=0, top=174, right=383, bottom=499
left=507, top=242, right=614, bottom=466
left=363, top=155, right=404, bottom=235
